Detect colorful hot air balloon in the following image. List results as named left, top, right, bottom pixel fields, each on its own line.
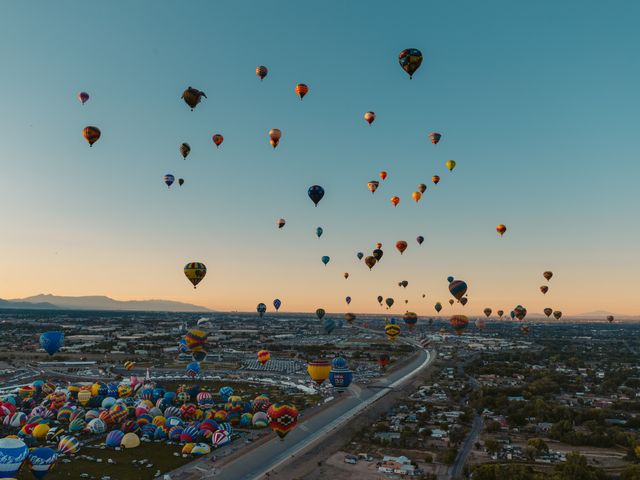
left=483, top=308, right=492, bottom=318
left=496, top=224, right=507, bottom=236
left=445, top=160, right=456, bottom=171
left=412, top=191, right=422, bottom=203
left=416, top=236, right=424, bottom=245
left=57, top=436, right=80, bottom=455
left=449, top=315, right=469, bottom=335
left=123, top=360, right=135, bottom=370
left=364, top=256, right=377, bottom=270
left=367, top=180, right=379, bottom=194
left=316, top=227, right=323, bottom=238
left=543, top=308, right=553, bottom=318
left=182, top=87, right=207, bottom=110
left=315, top=308, right=326, bottom=320
left=448, top=277, right=468, bottom=301
left=0, top=437, right=28, bottom=477
left=403, top=312, right=418, bottom=330
left=77, top=91, right=89, bottom=105
left=28, top=447, right=58, bottom=479
left=385, top=298, right=394, bottom=308
left=553, top=311, right=562, bottom=320
left=307, top=360, right=331, bottom=385
left=256, top=66, right=268, bottom=81
left=162, top=174, right=175, bottom=188
left=186, top=361, right=201, bottom=378
left=357, top=252, right=364, bottom=260
left=184, top=262, right=207, bottom=288
left=364, top=111, right=375, bottom=125
left=329, top=361, right=353, bottom=392
left=257, top=350, right=270, bottom=365
left=390, top=196, right=400, bottom=207
left=178, top=178, right=184, bottom=186
left=418, top=183, right=427, bottom=194
left=385, top=320, right=400, bottom=342
left=257, top=303, right=267, bottom=318
left=273, top=299, right=281, bottom=311
left=295, top=83, right=309, bottom=100
left=277, top=218, right=286, bottom=229
left=513, top=305, right=527, bottom=321
left=379, top=171, right=387, bottom=181
left=40, top=331, right=64, bottom=356
left=429, top=132, right=441, bottom=144
left=510, top=310, right=515, bottom=320
left=607, top=315, right=614, bottom=323
left=398, top=48, right=423, bottom=79
left=82, top=126, right=100, bottom=146
left=540, top=286, right=549, bottom=294
left=543, top=271, right=553, bottom=281
left=395, top=241, right=408, bottom=254
left=432, top=175, right=440, bottom=185
left=308, top=185, right=325, bottom=206
left=267, top=403, right=299, bottom=439
left=212, top=134, right=224, bottom=148
left=435, top=302, right=443, bottom=313
left=269, top=128, right=282, bottom=149
left=185, top=329, right=207, bottom=351
left=321, top=255, right=330, bottom=266
left=180, top=143, right=190, bottom=159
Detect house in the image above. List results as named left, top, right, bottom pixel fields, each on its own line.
left=375, top=431, right=401, bottom=443
left=378, top=455, right=416, bottom=476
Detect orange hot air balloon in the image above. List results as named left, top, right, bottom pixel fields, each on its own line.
left=364, top=111, right=376, bottom=125
left=256, top=66, right=268, bottom=81
left=540, top=286, right=549, bottom=294
left=257, top=350, right=270, bottom=365
left=82, top=126, right=101, bottom=146
left=449, top=299, right=454, bottom=306
left=364, top=256, right=377, bottom=270
left=375, top=243, right=382, bottom=249
left=496, top=224, right=507, bottom=236
left=390, top=196, right=400, bottom=207
left=212, top=134, right=224, bottom=148
left=395, top=241, right=408, bottom=255
left=367, top=181, right=379, bottom=193
left=432, top=175, right=440, bottom=185
left=295, top=83, right=309, bottom=100
left=269, top=129, right=282, bottom=149
left=379, top=171, right=388, bottom=181
left=412, top=191, right=422, bottom=203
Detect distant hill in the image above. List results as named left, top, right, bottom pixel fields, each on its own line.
left=7, top=294, right=210, bottom=312
left=0, top=298, right=59, bottom=309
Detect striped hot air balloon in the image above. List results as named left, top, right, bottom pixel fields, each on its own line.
left=295, top=83, right=309, bottom=100
left=184, top=262, right=207, bottom=288
left=307, top=360, right=331, bottom=385
left=449, top=315, right=469, bottom=335
left=267, top=403, right=299, bottom=439
left=385, top=320, right=401, bottom=342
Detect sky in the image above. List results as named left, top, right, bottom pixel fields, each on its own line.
left=0, top=1, right=639, bottom=316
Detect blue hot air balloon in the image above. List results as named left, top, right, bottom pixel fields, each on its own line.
left=186, top=361, right=201, bottom=378
left=28, top=447, right=58, bottom=479
left=164, top=174, right=175, bottom=188
left=321, top=256, right=330, bottom=266
left=273, top=299, right=281, bottom=311
left=0, top=437, right=29, bottom=477
left=329, top=366, right=353, bottom=392
left=322, top=317, right=336, bottom=334
left=219, top=386, right=234, bottom=402
left=308, top=185, right=325, bottom=206
left=332, top=356, right=348, bottom=369
left=316, top=227, right=323, bottom=238
left=39, top=331, right=64, bottom=356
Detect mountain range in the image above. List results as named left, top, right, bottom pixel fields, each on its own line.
left=1, top=294, right=210, bottom=312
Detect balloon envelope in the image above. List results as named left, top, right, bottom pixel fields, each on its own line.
left=40, top=331, right=64, bottom=355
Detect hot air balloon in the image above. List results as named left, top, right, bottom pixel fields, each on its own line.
left=364, top=256, right=377, bottom=270
left=308, top=185, right=325, bottom=206
left=497, top=310, right=504, bottom=319
left=378, top=353, right=390, bottom=370
left=123, top=360, right=135, bottom=370
left=257, top=303, right=267, bottom=318
left=475, top=318, right=486, bottom=330
left=0, top=437, right=28, bottom=477
left=377, top=296, right=384, bottom=305
left=40, top=331, right=64, bottom=356
left=448, top=278, right=468, bottom=301
left=77, top=91, right=89, bottom=105
left=257, top=350, right=270, bottom=365
left=180, top=143, right=190, bottom=159
left=212, top=134, right=224, bottom=148
left=460, top=297, right=468, bottom=306
left=543, top=308, right=553, bottom=318
left=483, top=308, right=492, bottom=318
left=449, top=299, right=455, bottom=306
left=345, top=296, right=351, bottom=305
left=449, top=315, right=469, bottom=335
left=273, top=299, right=281, bottom=311
left=510, top=310, right=516, bottom=320
left=307, top=360, right=331, bottom=385
left=540, top=286, right=549, bottom=294
left=373, top=248, right=384, bottom=260
left=400, top=280, right=408, bottom=288
left=416, top=236, right=424, bottom=245
left=398, top=48, right=423, bottom=79
left=395, top=241, right=408, bottom=254
left=367, top=181, right=379, bottom=194
left=385, top=320, right=400, bottom=341
left=496, top=224, right=507, bottom=236
left=321, top=255, right=330, bottom=266
left=182, top=87, right=207, bottom=110
left=553, top=311, right=562, bottom=320
left=316, top=227, right=323, bottom=238
left=385, top=298, right=394, bottom=308
left=356, top=252, right=364, bottom=260
left=82, top=126, right=101, bottom=146
left=186, top=361, right=201, bottom=378
left=277, top=218, right=286, bottom=229
left=364, top=111, right=375, bottom=125
left=379, top=171, right=388, bottom=181
left=390, top=196, right=400, bottom=207
left=185, top=329, right=207, bottom=351
left=269, top=129, right=281, bottom=149
left=57, top=436, right=80, bottom=455
left=322, top=317, right=336, bottom=334
left=316, top=308, right=326, bottom=320
left=184, top=262, right=207, bottom=288
left=418, top=183, right=427, bottom=194
left=513, top=305, right=527, bottom=321
left=295, top=83, right=309, bottom=100
left=412, top=191, right=422, bottom=203
left=429, top=132, right=441, bottom=144
left=344, top=312, right=356, bottom=323
left=256, top=66, right=268, bottom=80
left=163, top=174, right=175, bottom=188
left=445, top=160, right=456, bottom=171
left=543, top=271, right=553, bottom=281
left=28, top=447, right=58, bottom=479
left=403, top=312, right=418, bottom=330
left=178, top=178, right=184, bottom=186
left=607, top=315, right=614, bottom=323
left=344, top=272, right=349, bottom=280
left=329, top=362, right=353, bottom=392
left=267, top=403, right=298, bottom=439
left=432, top=175, right=440, bottom=185
left=435, top=302, right=443, bottom=313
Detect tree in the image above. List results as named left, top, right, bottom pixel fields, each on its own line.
left=484, top=439, right=500, bottom=455
left=552, top=452, right=607, bottom=480
left=621, top=464, right=640, bottom=480
left=472, top=464, right=542, bottom=480
left=527, top=438, right=549, bottom=455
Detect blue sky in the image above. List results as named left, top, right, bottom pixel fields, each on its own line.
left=1, top=0, right=638, bottom=315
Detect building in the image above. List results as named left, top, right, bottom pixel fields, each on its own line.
left=378, top=455, right=416, bottom=476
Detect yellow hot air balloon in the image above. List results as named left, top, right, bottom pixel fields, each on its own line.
left=445, top=160, right=456, bottom=171
left=78, top=390, right=91, bottom=406
left=184, top=262, right=207, bottom=289
left=307, top=360, right=331, bottom=385
left=412, top=191, right=422, bottom=203
left=32, top=423, right=50, bottom=440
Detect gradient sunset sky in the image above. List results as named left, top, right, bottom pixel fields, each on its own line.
left=1, top=1, right=638, bottom=316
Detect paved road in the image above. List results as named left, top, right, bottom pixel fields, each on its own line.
left=167, top=346, right=434, bottom=480
left=450, top=414, right=483, bottom=479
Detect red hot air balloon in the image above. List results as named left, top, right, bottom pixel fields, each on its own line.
left=295, top=83, right=309, bottom=100
left=395, top=241, right=408, bottom=254
left=432, top=175, right=440, bottom=185
left=496, top=224, right=507, bottom=236
left=379, top=171, right=388, bottom=181
left=390, top=196, right=400, bottom=207
left=269, top=129, right=281, bottom=149
left=212, top=134, right=224, bottom=148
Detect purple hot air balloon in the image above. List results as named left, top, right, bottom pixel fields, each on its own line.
left=416, top=236, right=424, bottom=245
left=77, top=92, right=90, bottom=105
